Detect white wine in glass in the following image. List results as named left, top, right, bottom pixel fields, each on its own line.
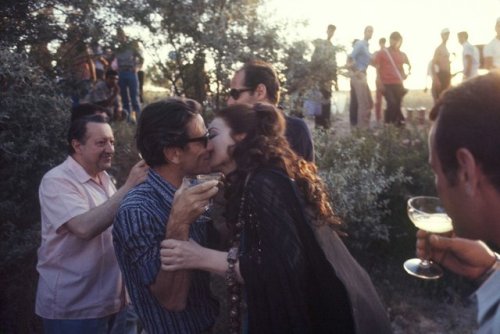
left=404, top=196, right=453, bottom=279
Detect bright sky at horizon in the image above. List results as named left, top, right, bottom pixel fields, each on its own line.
left=264, top=0, right=500, bottom=89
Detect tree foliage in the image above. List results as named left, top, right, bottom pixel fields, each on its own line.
left=0, top=46, right=70, bottom=333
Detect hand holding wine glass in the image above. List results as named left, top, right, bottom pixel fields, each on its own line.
left=416, top=231, right=498, bottom=281
left=404, top=196, right=453, bottom=279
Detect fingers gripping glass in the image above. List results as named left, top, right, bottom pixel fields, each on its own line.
left=184, top=132, right=210, bottom=148
left=229, top=88, right=253, bottom=100
left=404, top=196, right=453, bottom=280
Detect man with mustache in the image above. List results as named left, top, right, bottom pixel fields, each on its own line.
left=35, top=112, right=148, bottom=333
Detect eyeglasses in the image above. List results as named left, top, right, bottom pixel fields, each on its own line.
left=229, top=87, right=253, bottom=100
left=184, top=132, right=210, bottom=148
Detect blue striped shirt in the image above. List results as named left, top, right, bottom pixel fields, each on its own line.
left=113, top=169, right=219, bottom=334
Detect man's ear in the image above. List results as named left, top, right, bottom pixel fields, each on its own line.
left=254, top=83, right=268, bottom=101
left=456, top=148, right=478, bottom=196
left=163, top=146, right=182, bottom=164
left=71, top=139, right=82, bottom=154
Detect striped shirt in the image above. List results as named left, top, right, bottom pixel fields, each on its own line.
left=113, top=169, right=219, bottom=334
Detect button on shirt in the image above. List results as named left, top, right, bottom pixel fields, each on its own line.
left=350, top=40, right=371, bottom=71
left=36, top=156, right=125, bottom=319
left=113, top=169, right=219, bottom=334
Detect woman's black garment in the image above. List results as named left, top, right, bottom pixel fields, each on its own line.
left=235, top=168, right=392, bottom=334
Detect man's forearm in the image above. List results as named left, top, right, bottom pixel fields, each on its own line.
left=149, top=218, right=191, bottom=310
left=65, top=184, right=132, bottom=239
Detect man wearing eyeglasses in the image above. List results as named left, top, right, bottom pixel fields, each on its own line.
left=227, top=60, right=315, bottom=162
left=113, top=97, right=220, bottom=334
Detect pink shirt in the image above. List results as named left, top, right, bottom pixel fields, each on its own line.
left=36, top=156, right=125, bottom=319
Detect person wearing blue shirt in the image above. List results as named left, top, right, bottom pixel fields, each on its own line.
left=347, top=26, right=374, bottom=128
left=113, top=98, right=220, bottom=334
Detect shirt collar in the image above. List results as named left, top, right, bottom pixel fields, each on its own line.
left=66, top=156, right=110, bottom=187
left=147, top=168, right=177, bottom=198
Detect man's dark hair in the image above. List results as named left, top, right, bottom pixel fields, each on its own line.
left=71, top=103, right=109, bottom=122
left=379, top=37, right=386, bottom=44
left=136, top=97, right=202, bottom=167
left=430, top=72, right=500, bottom=192
left=390, top=31, right=402, bottom=41
left=105, top=69, right=119, bottom=78
left=67, top=114, right=108, bottom=154
left=239, top=60, right=280, bottom=105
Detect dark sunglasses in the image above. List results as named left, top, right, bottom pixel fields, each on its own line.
left=184, top=132, right=210, bottom=148
left=229, top=87, right=253, bottom=100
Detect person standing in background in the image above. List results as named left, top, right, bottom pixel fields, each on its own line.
left=374, top=32, right=411, bottom=126
left=483, top=17, right=500, bottom=71
left=431, top=28, right=451, bottom=103
left=310, top=24, right=338, bottom=129
left=457, top=31, right=480, bottom=81
left=372, top=37, right=387, bottom=125
left=347, top=26, right=374, bottom=128
left=227, top=60, right=315, bottom=162
left=115, top=28, right=143, bottom=123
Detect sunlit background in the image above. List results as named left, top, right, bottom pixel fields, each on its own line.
left=263, top=0, right=500, bottom=89
left=123, top=0, right=500, bottom=91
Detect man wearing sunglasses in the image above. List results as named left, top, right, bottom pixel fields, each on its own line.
left=113, top=97, right=220, bottom=334
left=228, top=60, right=315, bottom=162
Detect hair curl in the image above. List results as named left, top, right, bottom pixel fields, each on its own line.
left=217, top=103, right=342, bottom=230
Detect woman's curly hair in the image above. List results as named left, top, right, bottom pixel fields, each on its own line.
left=217, top=103, right=342, bottom=230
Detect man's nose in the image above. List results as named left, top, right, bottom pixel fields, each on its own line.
left=105, top=142, right=114, bottom=153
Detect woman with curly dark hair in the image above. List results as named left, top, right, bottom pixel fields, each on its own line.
left=160, top=103, right=392, bottom=334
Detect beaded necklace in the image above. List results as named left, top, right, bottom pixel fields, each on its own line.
left=225, top=173, right=251, bottom=334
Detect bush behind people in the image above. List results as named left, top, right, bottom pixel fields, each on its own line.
left=0, top=47, right=69, bottom=333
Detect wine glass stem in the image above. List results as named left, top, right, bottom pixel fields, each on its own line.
left=421, top=234, right=432, bottom=267
left=420, top=259, right=431, bottom=268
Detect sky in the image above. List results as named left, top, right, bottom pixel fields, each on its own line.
left=264, top=0, right=500, bottom=89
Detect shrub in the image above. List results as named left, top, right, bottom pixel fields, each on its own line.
left=0, top=46, right=70, bottom=333
left=314, top=125, right=435, bottom=252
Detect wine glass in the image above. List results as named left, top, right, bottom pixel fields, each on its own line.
left=404, top=196, right=453, bottom=279
left=182, top=172, right=223, bottom=211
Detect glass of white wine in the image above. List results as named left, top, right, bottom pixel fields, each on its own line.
left=182, top=172, right=223, bottom=211
left=404, top=196, right=453, bottom=280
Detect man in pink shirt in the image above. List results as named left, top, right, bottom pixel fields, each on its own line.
left=374, top=31, right=411, bottom=126
left=36, top=113, right=148, bottom=333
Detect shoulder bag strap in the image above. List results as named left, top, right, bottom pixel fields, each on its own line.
left=384, top=48, right=404, bottom=82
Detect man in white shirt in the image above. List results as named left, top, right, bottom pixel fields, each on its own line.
left=457, top=31, right=480, bottom=81
left=483, top=17, right=500, bottom=70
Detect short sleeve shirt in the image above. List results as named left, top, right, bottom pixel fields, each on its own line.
left=483, top=38, right=500, bottom=69
left=35, top=156, right=125, bottom=319
left=113, top=169, right=219, bottom=334
left=462, top=42, right=480, bottom=78
left=374, top=48, right=407, bottom=84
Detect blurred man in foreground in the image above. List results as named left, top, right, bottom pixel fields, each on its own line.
left=417, top=72, right=500, bottom=333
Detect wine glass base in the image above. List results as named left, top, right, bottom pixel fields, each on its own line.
left=404, top=258, right=443, bottom=280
